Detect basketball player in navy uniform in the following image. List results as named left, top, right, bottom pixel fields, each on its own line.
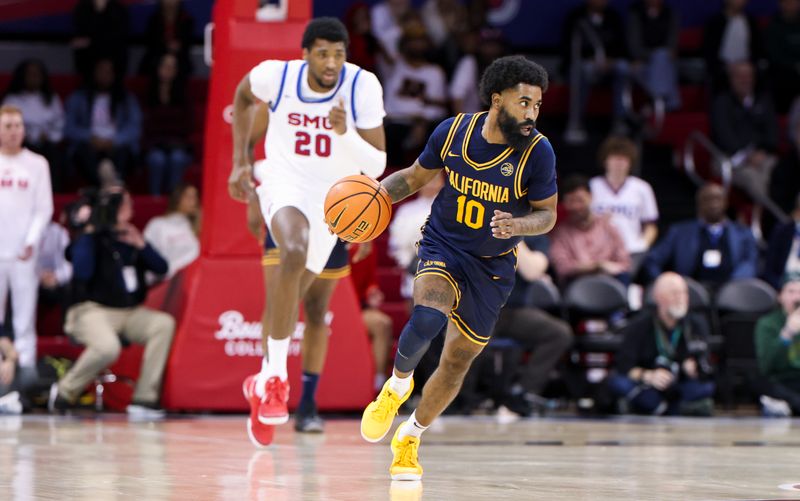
left=360, top=56, right=557, bottom=480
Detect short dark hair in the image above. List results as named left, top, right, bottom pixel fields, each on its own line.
left=560, top=174, right=590, bottom=196
left=479, top=55, right=549, bottom=106
left=302, top=17, right=349, bottom=50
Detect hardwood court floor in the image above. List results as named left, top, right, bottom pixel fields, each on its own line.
left=2, top=414, right=800, bottom=501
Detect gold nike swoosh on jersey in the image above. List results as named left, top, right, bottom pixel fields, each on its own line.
left=447, top=151, right=460, bottom=158
left=330, top=206, right=347, bottom=229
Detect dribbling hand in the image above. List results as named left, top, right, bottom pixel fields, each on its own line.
left=228, top=163, right=255, bottom=202
left=490, top=210, right=516, bottom=239
left=329, top=97, right=347, bottom=135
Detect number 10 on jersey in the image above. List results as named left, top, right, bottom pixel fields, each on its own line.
left=455, top=195, right=484, bottom=229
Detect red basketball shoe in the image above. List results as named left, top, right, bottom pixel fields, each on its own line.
left=258, top=376, right=290, bottom=425
left=243, top=375, right=275, bottom=448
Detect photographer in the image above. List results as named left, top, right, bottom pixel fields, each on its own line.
left=754, top=274, right=800, bottom=415
left=50, top=187, right=175, bottom=417
left=606, top=272, right=715, bottom=416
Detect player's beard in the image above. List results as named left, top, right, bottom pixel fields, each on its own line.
left=310, top=69, right=337, bottom=90
left=498, top=106, right=536, bottom=151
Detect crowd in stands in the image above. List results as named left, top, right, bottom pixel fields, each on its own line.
left=1, top=0, right=800, bottom=418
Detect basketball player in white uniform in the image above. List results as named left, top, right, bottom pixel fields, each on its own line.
left=228, top=18, right=386, bottom=447
left=0, top=105, right=53, bottom=393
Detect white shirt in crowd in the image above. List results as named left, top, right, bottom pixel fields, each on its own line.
left=2, top=92, right=64, bottom=143
left=589, top=175, right=659, bottom=254
left=143, top=213, right=200, bottom=279
left=0, top=148, right=53, bottom=260
left=449, top=55, right=482, bottom=114
left=36, top=222, right=72, bottom=285
left=389, top=195, right=436, bottom=298
left=370, top=1, right=403, bottom=62
left=90, top=93, right=116, bottom=140
left=719, top=15, right=750, bottom=64
left=384, top=59, right=447, bottom=122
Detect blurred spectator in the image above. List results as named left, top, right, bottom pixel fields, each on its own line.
left=388, top=173, right=444, bottom=300
left=370, top=0, right=412, bottom=65
left=561, top=0, right=630, bottom=143
left=765, top=0, right=800, bottom=112
left=50, top=188, right=174, bottom=417
left=2, top=59, right=65, bottom=190
left=606, top=272, right=714, bottom=416
left=550, top=175, right=631, bottom=285
left=65, top=58, right=142, bottom=186
left=703, top=0, right=763, bottom=94
left=139, top=0, right=195, bottom=77
left=449, top=29, right=506, bottom=114
left=590, top=136, right=658, bottom=273
left=72, top=0, right=130, bottom=79
left=763, top=195, right=800, bottom=290
left=344, top=2, right=388, bottom=74
left=0, top=334, right=23, bottom=414
left=770, top=99, right=800, bottom=215
left=626, top=0, right=681, bottom=110
left=36, top=217, right=73, bottom=306
left=710, top=61, right=784, bottom=221
left=495, top=237, right=573, bottom=416
left=754, top=274, right=800, bottom=415
left=143, top=184, right=201, bottom=280
left=0, top=105, right=53, bottom=400
left=143, top=53, right=193, bottom=195
left=421, top=0, right=469, bottom=75
left=643, top=183, right=757, bottom=288
left=383, top=31, right=448, bottom=164
left=349, top=243, right=393, bottom=393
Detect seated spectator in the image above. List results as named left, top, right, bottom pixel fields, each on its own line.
left=643, top=183, right=758, bottom=288
left=143, top=184, right=200, bottom=280
left=606, top=272, right=715, bottom=415
left=449, top=29, right=506, bottom=115
left=495, top=237, right=573, bottom=416
left=626, top=0, right=681, bottom=110
left=2, top=59, right=65, bottom=190
left=143, top=53, right=193, bottom=195
left=550, top=175, right=631, bottom=285
left=0, top=105, right=54, bottom=400
left=349, top=243, right=393, bottom=393
left=139, top=0, right=195, bottom=77
left=590, top=136, right=658, bottom=273
left=65, top=58, right=142, bottom=186
left=711, top=61, right=784, bottom=220
left=765, top=0, right=800, bottom=112
left=344, top=2, right=388, bottom=74
left=703, top=0, right=763, bottom=94
left=420, top=0, right=468, bottom=74
left=769, top=98, right=800, bottom=215
left=36, top=215, right=73, bottom=306
left=754, top=274, right=800, bottom=415
left=50, top=188, right=175, bottom=417
left=388, top=173, right=444, bottom=301
left=72, top=0, right=130, bottom=79
left=0, top=333, right=24, bottom=414
left=383, top=29, right=448, bottom=164
left=764, top=195, right=800, bottom=289
left=561, top=0, right=630, bottom=143
left=370, top=0, right=413, bottom=69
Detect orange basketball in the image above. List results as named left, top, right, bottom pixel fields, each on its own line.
left=324, top=175, right=392, bottom=243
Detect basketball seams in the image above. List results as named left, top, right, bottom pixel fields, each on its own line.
left=325, top=176, right=392, bottom=242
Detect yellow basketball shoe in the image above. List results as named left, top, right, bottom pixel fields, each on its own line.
left=360, top=378, right=414, bottom=443
left=390, top=426, right=423, bottom=481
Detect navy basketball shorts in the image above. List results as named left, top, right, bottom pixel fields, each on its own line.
left=414, top=235, right=517, bottom=346
left=263, top=233, right=350, bottom=280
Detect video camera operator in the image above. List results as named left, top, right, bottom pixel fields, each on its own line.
left=49, top=186, right=175, bottom=418
left=605, top=272, right=715, bottom=416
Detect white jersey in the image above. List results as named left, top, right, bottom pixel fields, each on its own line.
left=0, top=148, right=53, bottom=260
left=249, top=59, right=385, bottom=195
left=589, top=175, right=659, bottom=254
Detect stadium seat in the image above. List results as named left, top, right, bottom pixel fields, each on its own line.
left=564, top=274, right=628, bottom=353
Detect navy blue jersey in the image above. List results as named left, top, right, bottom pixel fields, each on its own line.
left=418, top=112, right=557, bottom=257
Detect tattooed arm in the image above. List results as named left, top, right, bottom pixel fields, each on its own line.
left=490, top=193, right=558, bottom=238
left=381, top=160, right=442, bottom=204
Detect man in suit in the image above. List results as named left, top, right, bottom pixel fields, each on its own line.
left=764, top=194, right=800, bottom=289
left=643, top=183, right=757, bottom=288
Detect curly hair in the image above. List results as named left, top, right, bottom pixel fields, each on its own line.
left=302, top=17, right=349, bottom=50
left=597, top=136, right=638, bottom=169
left=478, top=55, right=549, bottom=106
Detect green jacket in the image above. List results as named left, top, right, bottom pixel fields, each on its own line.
left=754, top=309, right=800, bottom=381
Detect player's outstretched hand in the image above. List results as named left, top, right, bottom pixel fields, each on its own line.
left=228, top=163, right=255, bottom=202
left=329, top=97, right=347, bottom=135
left=490, top=210, right=516, bottom=239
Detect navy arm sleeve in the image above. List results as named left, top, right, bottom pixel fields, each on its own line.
left=417, top=117, right=456, bottom=170
left=526, top=138, right=558, bottom=201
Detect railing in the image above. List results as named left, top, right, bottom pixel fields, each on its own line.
left=682, top=130, right=733, bottom=189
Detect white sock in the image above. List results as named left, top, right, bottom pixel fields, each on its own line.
left=254, top=357, right=269, bottom=398
left=388, top=371, right=413, bottom=397
left=264, top=337, right=290, bottom=381
left=397, top=410, right=428, bottom=440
